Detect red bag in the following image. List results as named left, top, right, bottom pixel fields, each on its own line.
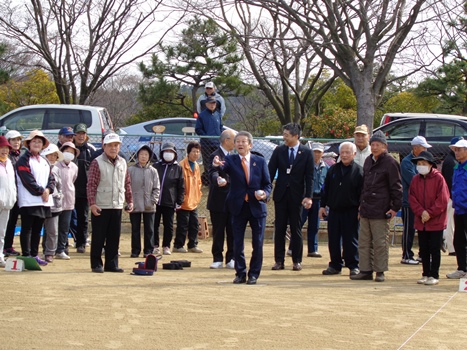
left=132, top=254, right=162, bottom=276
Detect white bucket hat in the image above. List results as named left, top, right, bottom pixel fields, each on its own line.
left=41, top=144, right=64, bottom=162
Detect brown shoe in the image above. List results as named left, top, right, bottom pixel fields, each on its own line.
left=271, top=262, right=285, bottom=270
left=293, top=263, right=302, bottom=271
left=349, top=272, right=373, bottom=280
left=45, top=255, right=54, bottom=263
left=77, top=246, right=86, bottom=253
left=375, top=272, right=385, bottom=282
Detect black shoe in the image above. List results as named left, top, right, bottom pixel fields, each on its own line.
left=92, top=266, right=104, bottom=273
left=104, top=267, right=124, bottom=273
left=233, top=276, right=246, bottom=284
left=130, top=253, right=139, bottom=258
left=322, top=267, right=341, bottom=275
left=271, top=262, right=285, bottom=270
left=247, top=276, right=257, bottom=285
left=77, top=246, right=86, bottom=253
left=449, top=252, right=456, bottom=256
left=349, top=272, right=373, bottom=280
left=293, top=263, right=302, bottom=271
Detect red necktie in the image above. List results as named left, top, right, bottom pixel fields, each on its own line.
left=242, top=156, right=249, bottom=201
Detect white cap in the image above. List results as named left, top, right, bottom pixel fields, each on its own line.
left=103, top=133, right=121, bottom=145
left=5, top=130, right=23, bottom=140
left=205, top=82, right=215, bottom=88
left=41, top=144, right=64, bottom=162
left=411, top=136, right=432, bottom=148
left=449, top=139, right=467, bottom=150
left=311, top=142, right=325, bottom=152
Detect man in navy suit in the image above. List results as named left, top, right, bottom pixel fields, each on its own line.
left=213, top=131, right=272, bottom=284
left=207, top=129, right=236, bottom=269
left=268, top=123, right=314, bottom=271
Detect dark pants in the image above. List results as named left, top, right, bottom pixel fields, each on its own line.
left=4, top=201, right=20, bottom=250
left=75, top=197, right=89, bottom=249
left=301, top=199, right=321, bottom=253
left=130, top=212, right=155, bottom=255
left=273, top=190, right=303, bottom=264
left=20, top=213, right=45, bottom=257
left=418, top=230, right=443, bottom=279
left=56, top=210, right=73, bottom=254
left=174, top=208, right=199, bottom=249
left=210, top=210, right=234, bottom=263
left=327, top=208, right=359, bottom=271
left=402, top=206, right=416, bottom=259
left=154, top=205, right=176, bottom=248
left=232, top=201, right=265, bottom=279
left=200, top=140, right=219, bottom=185
left=454, top=213, right=467, bottom=272
left=90, top=209, right=122, bottom=270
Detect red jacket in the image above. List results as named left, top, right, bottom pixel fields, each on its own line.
left=408, top=168, right=449, bottom=231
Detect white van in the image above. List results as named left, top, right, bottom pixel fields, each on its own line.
left=0, top=104, right=113, bottom=145
left=380, top=112, right=467, bottom=126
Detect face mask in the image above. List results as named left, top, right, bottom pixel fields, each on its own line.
left=417, top=165, right=430, bottom=175
left=163, top=152, right=175, bottom=162
left=63, top=152, right=75, bottom=162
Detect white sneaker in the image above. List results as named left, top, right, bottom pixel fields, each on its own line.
left=425, top=277, right=439, bottom=285
left=210, top=261, right=223, bottom=269
left=55, top=252, right=71, bottom=260
left=225, top=259, right=235, bottom=269
left=188, top=246, right=203, bottom=253
left=417, top=276, right=428, bottom=284
left=153, top=247, right=161, bottom=254
left=401, top=259, right=419, bottom=265
left=173, top=247, right=188, bottom=253
left=446, top=270, right=466, bottom=279
left=0, top=260, right=5, bottom=268
left=163, top=247, right=171, bottom=255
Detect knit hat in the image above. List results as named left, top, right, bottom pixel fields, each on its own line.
left=369, top=130, right=387, bottom=145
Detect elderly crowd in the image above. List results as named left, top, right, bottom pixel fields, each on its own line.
left=1, top=119, right=467, bottom=286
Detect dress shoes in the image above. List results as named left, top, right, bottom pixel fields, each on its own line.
left=307, top=252, right=322, bottom=258
left=271, top=262, right=285, bottom=270
left=104, top=267, right=124, bottom=273
left=233, top=276, right=246, bottom=284
left=247, top=276, right=257, bottom=285
left=92, top=266, right=104, bottom=273
left=293, top=263, right=302, bottom=271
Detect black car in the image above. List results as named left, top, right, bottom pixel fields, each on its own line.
left=326, top=116, right=467, bottom=162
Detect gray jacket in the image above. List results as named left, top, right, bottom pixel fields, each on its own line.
left=128, top=162, right=160, bottom=213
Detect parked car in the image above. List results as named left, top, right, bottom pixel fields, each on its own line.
left=0, top=104, right=113, bottom=146
left=119, top=117, right=278, bottom=163
left=379, top=112, right=467, bottom=126
left=326, top=116, right=467, bottom=162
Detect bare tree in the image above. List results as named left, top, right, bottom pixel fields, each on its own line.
left=87, top=73, right=141, bottom=128
left=0, top=0, right=184, bottom=105
left=227, top=0, right=445, bottom=130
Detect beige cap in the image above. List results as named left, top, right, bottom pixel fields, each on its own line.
left=354, top=125, right=369, bottom=135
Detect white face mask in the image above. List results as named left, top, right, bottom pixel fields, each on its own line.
left=63, top=152, right=75, bottom=162
left=417, top=165, right=430, bottom=175
left=163, top=152, right=175, bottom=162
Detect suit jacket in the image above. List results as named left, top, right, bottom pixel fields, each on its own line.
left=219, top=153, right=272, bottom=218
left=268, top=144, right=314, bottom=204
left=207, top=147, right=230, bottom=212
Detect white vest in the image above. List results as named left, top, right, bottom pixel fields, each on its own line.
left=95, top=154, right=127, bottom=209
left=0, top=159, right=17, bottom=210
left=17, top=156, right=53, bottom=208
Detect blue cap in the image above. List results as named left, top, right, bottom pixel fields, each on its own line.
left=59, top=126, right=75, bottom=136
left=450, top=136, right=461, bottom=145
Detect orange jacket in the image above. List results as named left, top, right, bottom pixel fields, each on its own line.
left=179, top=157, right=202, bottom=210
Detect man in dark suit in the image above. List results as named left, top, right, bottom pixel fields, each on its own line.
left=207, top=129, right=236, bottom=269
left=213, top=131, right=272, bottom=284
left=268, top=123, right=314, bottom=271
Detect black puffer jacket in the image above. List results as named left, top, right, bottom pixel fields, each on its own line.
left=360, top=152, right=402, bottom=219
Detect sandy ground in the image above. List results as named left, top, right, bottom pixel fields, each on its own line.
left=1, top=233, right=466, bottom=350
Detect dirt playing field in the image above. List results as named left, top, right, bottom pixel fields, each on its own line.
left=1, top=233, right=466, bottom=350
